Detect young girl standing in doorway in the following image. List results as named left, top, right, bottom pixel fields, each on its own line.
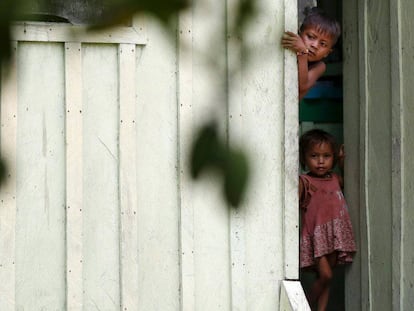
left=299, top=129, right=356, bottom=311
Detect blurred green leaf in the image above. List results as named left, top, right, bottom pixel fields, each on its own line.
left=190, top=122, right=250, bottom=207
left=93, top=0, right=189, bottom=28
left=0, top=0, right=17, bottom=67
left=234, top=0, right=256, bottom=37
left=224, top=149, right=249, bottom=207
left=190, top=122, right=224, bottom=178
left=0, top=158, right=7, bottom=186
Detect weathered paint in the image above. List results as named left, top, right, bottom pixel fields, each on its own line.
left=0, top=0, right=302, bottom=309
left=65, top=41, right=84, bottom=310
left=16, top=42, right=66, bottom=310
left=11, top=22, right=147, bottom=45
left=400, top=1, right=414, bottom=309
left=118, top=42, right=139, bottom=310
left=283, top=0, right=300, bottom=281
left=0, top=41, right=18, bottom=310
left=342, top=0, right=366, bottom=309
left=135, top=19, right=181, bottom=310
left=82, top=43, right=121, bottom=309
left=344, top=0, right=414, bottom=310
left=279, top=281, right=310, bottom=311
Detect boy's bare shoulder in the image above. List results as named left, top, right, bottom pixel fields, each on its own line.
left=308, top=61, right=326, bottom=72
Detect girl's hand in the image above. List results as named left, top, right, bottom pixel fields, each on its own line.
left=281, top=31, right=308, bottom=55
left=338, top=144, right=345, bottom=172
left=338, top=144, right=345, bottom=158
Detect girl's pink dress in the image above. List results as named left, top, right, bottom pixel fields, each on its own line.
left=299, top=173, right=356, bottom=268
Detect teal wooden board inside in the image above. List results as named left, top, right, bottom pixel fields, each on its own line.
left=299, top=99, right=343, bottom=122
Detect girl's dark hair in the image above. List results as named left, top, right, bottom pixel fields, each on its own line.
left=300, top=7, right=341, bottom=45
left=299, top=129, right=338, bottom=170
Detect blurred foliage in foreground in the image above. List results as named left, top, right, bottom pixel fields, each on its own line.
left=0, top=0, right=255, bottom=207
left=190, top=123, right=250, bottom=207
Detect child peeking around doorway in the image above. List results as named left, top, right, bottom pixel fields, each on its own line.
left=281, top=7, right=341, bottom=100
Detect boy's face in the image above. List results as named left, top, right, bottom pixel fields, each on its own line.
left=300, top=26, right=334, bottom=62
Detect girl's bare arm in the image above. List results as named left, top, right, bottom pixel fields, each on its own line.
left=338, top=144, right=345, bottom=188
left=299, top=176, right=304, bottom=202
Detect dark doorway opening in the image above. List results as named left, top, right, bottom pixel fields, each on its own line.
left=298, top=1, right=344, bottom=310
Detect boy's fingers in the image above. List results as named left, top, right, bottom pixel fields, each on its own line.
left=281, top=34, right=291, bottom=40
left=284, top=31, right=297, bottom=36
left=282, top=32, right=298, bottom=39
left=281, top=31, right=300, bottom=51
left=281, top=38, right=292, bottom=44
left=281, top=37, right=296, bottom=44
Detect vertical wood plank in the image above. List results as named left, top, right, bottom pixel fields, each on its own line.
left=134, top=21, right=180, bottom=310
left=0, top=41, right=17, bottom=310
left=283, top=0, right=299, bottom=280
left=240, top=0, right=285, bottom=307
left=65, top=42, right=83, bottom=311
left=82, top=44, right=120, bottom=310
left=366, top=1, right=393, bottom=310
left=178, top=9, right=196, bottom=311
left=359, top=1, right=372, bottom=308
left=118, top=43, right=139, bottom=310
left=189, top=0, right=231, bottom=309
left=390, top=1, right=403, bottom=310
left=343, top=0, right=365, bottom=309
left=358, top=1, right=373, bottom=310
left=400, top=2, right=414, bottom=310
left=226, top=0, right=247, bottom=309
left=15, top=42, right=66, bottom=309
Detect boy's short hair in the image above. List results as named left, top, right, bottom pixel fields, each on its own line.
left=299, top=128, right=338, bottom=170
left=300, top=7, right=341, bottom=45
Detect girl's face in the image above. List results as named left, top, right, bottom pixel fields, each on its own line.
left=300, top=26, right=334, bottom=62
left=304, top=142, right=334, bottom=177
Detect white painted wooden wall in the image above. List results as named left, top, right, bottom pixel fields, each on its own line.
left=0, top=0, right=301, bottom=310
